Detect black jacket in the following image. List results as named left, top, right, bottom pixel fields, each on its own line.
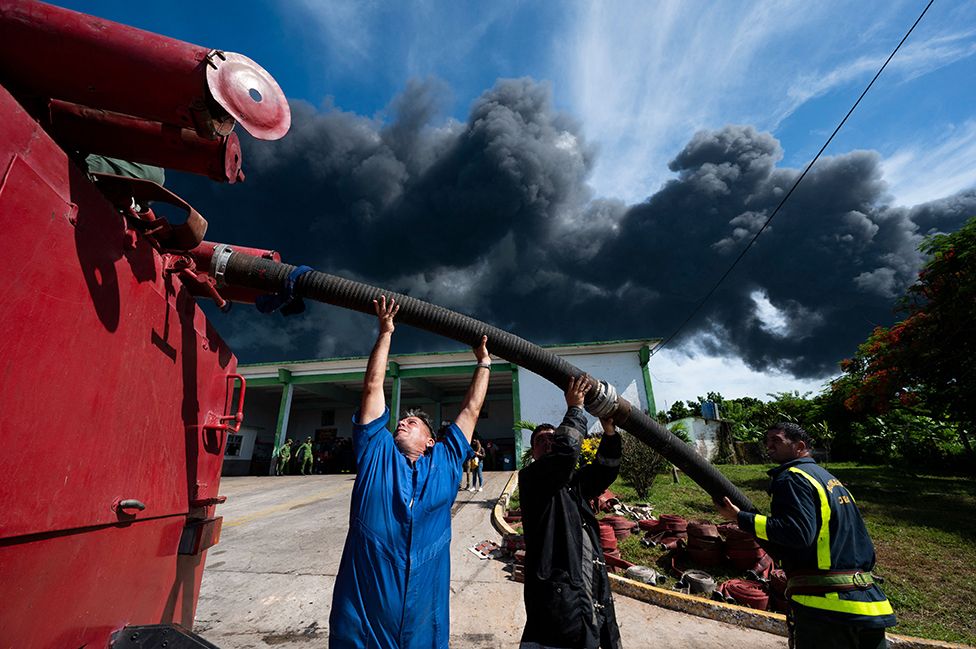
left=518, top=406, right=623, bottom=649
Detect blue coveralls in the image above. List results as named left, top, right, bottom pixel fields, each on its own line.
left=737, top=458, right=896, bottom=633
left=329, top=409, right=472, bottom=648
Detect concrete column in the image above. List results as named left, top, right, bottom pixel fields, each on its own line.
left=270, top=369, right=294, bottom=476
left=388, top=361, right=401, bottom=432
left=639, top=345, right=657, bottom=415
left=512, top=366, right=524, bottom=468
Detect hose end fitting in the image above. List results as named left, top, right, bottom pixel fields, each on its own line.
left=211, top=243, right=234, bottom=287
left=585, top=380, right=618, bottom=419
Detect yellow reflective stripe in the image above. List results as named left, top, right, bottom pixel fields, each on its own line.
left=792, top=593, right=894, bottom=616
left=789, top=467, right=832, bottom=570
left=754, top=514, right=769, bottom=541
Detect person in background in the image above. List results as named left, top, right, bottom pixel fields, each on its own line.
left=485, top=439, right=497, bottom=470
left=461, top=455, right=473, bottom=491
left=298, top=437, right=314, bottom=475
left=276, top=439, right=293, bottom=476
left=468, top=439, right=485, bottom=492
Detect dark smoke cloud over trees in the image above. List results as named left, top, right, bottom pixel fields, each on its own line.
left=171, top=78, right=975, bottom=379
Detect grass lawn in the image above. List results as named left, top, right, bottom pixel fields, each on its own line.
left=601, top=463, right=976, bottom=645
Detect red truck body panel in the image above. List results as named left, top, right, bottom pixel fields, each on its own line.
left=0, top=77, right=236, bottom=649
left=0, top=2, right=290, bottom=644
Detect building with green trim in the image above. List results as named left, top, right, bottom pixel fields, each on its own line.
left=223, top=338, right=660, bottom=476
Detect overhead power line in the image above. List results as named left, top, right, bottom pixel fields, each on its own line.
left=650, top=0, right=936, bottom=358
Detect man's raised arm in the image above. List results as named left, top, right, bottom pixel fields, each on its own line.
left=454, top=335, right=491, bottom=442
left=360, top=296, right=398, bottom=423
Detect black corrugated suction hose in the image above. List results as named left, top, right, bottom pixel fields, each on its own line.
left=221, top=253, right=756, bottom=513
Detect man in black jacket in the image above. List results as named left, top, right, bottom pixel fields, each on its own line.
left=518, top=375, right=623, bottom=649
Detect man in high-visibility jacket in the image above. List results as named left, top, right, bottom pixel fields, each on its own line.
left=715, top=422, right=896, bottom=649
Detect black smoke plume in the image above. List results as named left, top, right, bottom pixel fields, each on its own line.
left=170, top=78, right=975, bottom=378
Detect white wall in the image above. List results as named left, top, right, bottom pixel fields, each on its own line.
left=671, top=417, right=721, bottom=461
left=227, top=426, right=259, bottom=461
left=517, top=350, right=647, bottom=449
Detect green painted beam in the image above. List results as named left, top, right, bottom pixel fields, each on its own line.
left=388, top=361, right=401, bottom=432
left=297, top=382, right=360, bottom=405
left=271, top=383, right=294, bottom=475
left=245, top=371, right=365, bottom=386
left=639, top=344, right=657, bottom=415
left=246, top=376, right=282, bottom=387
left=291, top=371, right=365, bottom=385
left=512, top=366, right=524, bottom=468
left=398, top=362, right=513, bottom=379
left=248, top=364, right=513, bottom=386
left=400, top=393, right=512, bottom=406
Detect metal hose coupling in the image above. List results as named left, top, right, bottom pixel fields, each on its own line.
left=585, top=380, right=618, bottom=419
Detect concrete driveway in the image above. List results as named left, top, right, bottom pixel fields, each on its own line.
left=194, top=472, right=785, bottom=648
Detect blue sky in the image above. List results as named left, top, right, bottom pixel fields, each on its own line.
left=60, top=1, right=976, bottom=409
left=69, top=0, right=976, bottom=206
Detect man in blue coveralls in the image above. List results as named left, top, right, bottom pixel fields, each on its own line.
left=715, top=423, right=896, bottom=649
left=329, top=296, right=491, bottom=648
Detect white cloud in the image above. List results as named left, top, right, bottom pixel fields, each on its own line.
left=292, top=0, right=378, bottom=68
left=560, top=2, right=976, bottom=204
left=750, top=289, right=790, bottom=337
left=778, top=28, right=976, bottom=128
left=882, top=120, right=976, bottom=206
left=563, top=0, right=813, bottom=202
left=402, top=2, right=516, bottom=79
left=648, top=344, right=829, bottom=413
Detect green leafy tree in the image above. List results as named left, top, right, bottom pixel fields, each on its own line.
left=833, top=216, right=976, bottom=462
left=719, top=396, right=770, bottom=442
left=515, top=420, right=537, bottom=467
left=765, top=390, right=818, bottom=424
left=717, top=392, right=823, bottom=443
left=665, top=400, right=700, bottom=421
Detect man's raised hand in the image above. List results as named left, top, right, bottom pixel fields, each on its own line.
left=564, top=374, right=592, bottom=408
left=473, top=335, right=490, bottom=364
left=713, top=496, right=740, bottom=522
left=373, top=295, right=399, bottom=335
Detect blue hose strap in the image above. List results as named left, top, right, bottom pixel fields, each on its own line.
left=255, top=265, right=314, bottom=316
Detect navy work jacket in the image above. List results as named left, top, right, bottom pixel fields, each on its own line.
left=329, top=409, right=472, bottom=648
left=737, top=457, right=896, bottom=628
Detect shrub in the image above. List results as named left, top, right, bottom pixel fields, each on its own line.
left=579, top=436, right=600, bottom=468
left=619, top=431, right=666, bottom=500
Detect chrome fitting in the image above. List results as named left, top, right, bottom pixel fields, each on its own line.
left=585, top=380, right=618, bottom=419
left=212, top=243, right=234, bottom=287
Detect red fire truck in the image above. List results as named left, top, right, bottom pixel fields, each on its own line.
left=0, top=3, right=756, bottom=647
left=0, top=2, right=290, bottom=646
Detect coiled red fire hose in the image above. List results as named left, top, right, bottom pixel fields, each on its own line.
left=718, top=579, right=769, bottom=610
